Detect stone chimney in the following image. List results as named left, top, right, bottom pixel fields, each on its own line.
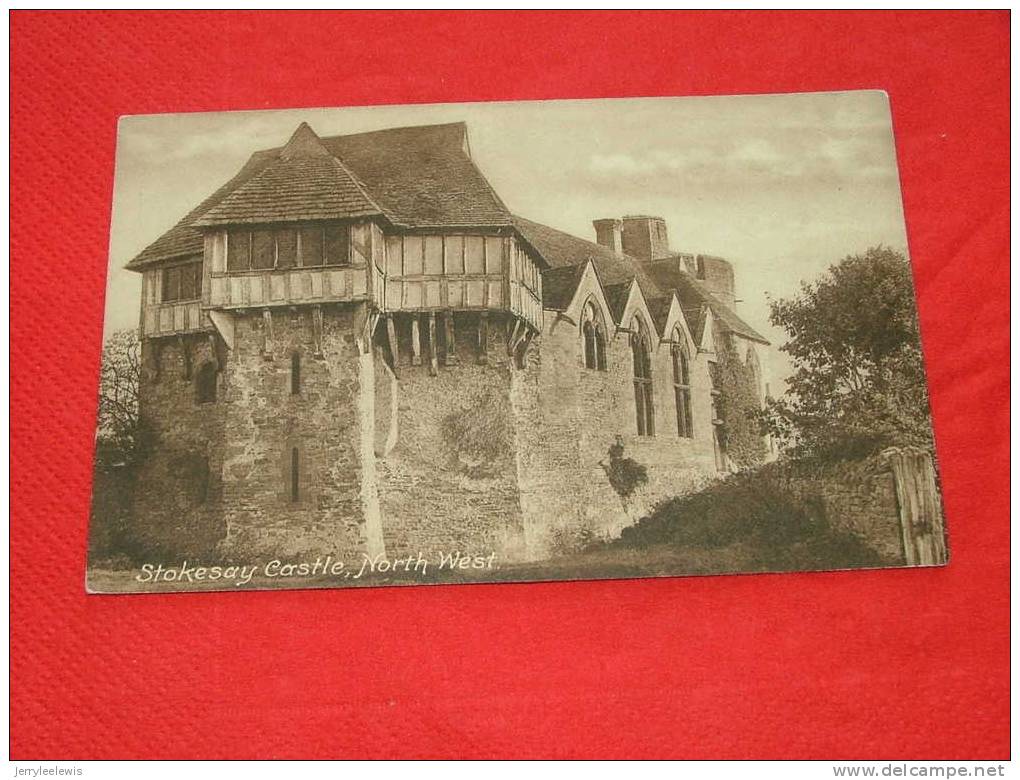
left=621, top=216, right=670, bottom=261
left=592, top=218, right=623, bottom=253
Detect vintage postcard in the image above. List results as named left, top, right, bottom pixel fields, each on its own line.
left=87, top=91, right=947, bottom=594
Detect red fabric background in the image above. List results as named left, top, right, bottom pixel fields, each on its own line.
left=10, top=11, right=1010, bottom=759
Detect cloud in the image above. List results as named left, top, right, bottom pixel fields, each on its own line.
left=582, top=128, right=897, bottom=195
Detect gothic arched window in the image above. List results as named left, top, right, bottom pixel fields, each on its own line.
left=195, top=361, right=217, bottom=405
left=580, top=300, right=607, bottom=371
left=631, top=315, right=655, bottom=436
left=672, top=327, right=693, bottom=438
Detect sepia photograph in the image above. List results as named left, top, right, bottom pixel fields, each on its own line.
left=87, top=91, right=947, bottom=594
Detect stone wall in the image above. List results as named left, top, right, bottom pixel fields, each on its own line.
left=131, top=300, right=732, bottom=566
left=133, top=335, right=227, bottom=557
left=375, top=312, right=527, bottom=560
left=514, top=309, right=717, bottom=557
left=764, top=453, right=905, bottom=564
left=218, top=306, right=380, bottom=561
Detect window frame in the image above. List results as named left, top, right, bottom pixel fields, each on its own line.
left=580, top=299, right=608, bottom=372
left=671, top=327, right=693, bottom=438
left=161, top=260, right=203, bottom=303
left=290, top=351, right=301, bottom=396
left=225, top=223, right=352, bottom=272
left=631, top=315, right=655, bottom=437
left=290, top=447, right=300, bottom=503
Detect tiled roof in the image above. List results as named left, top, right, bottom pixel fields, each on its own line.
left=683, top=304, right=709, bottom=346
left=644, top=260, right=769, bottom=345
left=646, top=295, right=675, bottom=335
left=193, top=123, right=382, bottom=227
left=323, top=123, right=511, bottom=229
left=603, top=282, right=634, bottom=324
left=513, top=216, right=660, bottom=295
left=517, top=215, right=768, bottom=344
left=540, top=264, right=587, bottom=312
left=123, top=119, right=769, bottom=348
left=127, top=121, right=511, bottom=269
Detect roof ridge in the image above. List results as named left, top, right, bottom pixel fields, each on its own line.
left=320, top=121, right=468, bottom=143
left=242, top=122, right=470, bottom=158
left=514, top=214, right=641, bottom=263
left=279, top=122, right=331, bottom=160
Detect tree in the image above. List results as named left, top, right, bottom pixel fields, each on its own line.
left=96, top=329, right=145, bottom=468
left=760, top=247, right=934, bottom=458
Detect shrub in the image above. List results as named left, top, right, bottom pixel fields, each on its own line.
left=618, top=466, right=882, bottom=571
left=442, top=388, right=514, bottom=478
left=603, top=438, right=648, bottom=499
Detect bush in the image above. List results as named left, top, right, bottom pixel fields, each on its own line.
left=603, top=438, right=648, bottom=499
left=618, top=467, right=882, bottom=571
left=442, top=388, right=514, bottom=478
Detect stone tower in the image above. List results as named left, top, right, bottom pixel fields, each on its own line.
left=125, top=122, right=546, bottom=562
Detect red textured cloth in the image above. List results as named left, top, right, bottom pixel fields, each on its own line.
left=10, top=11, right=1009, bottom=759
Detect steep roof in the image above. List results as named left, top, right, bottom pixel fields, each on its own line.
left=646, top=295, right=675, bottom=335
left=515, top=214, right=768, bottom=345
left=644, top=259, right=769, bottom=345
left=602, top=282, right=634, bottom=324
left=541, top=264, right=587, bottom=312
left=193, top=123, right=383, bottom=227
left=513, top=216, right=660, bottom=295
left=127, top=121, right=511, bottom=270
left=322, top=123, right=511, bottom=229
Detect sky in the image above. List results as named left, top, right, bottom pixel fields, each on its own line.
left=106, top=91, right=911, bottom=389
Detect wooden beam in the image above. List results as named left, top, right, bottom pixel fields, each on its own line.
left=477, top=312, right=489, bottom=365
left=353, top=302, right=380, bottom=356
left=385, top=315, right=400, bottom=377
left=208, top=334, right=221, bottom=371
left=443, top=310, right=457, bottom=365
left=427, top=312, right=438, bottom=377
left=311, top=305, right=324, bottom=358
left=519, top=330, right=535, bottom=368
left=507, top=318, right=522, bottom=356
left=262, top=308, right=274, bottom=359
left=410, top=315, right=422, bottom=366
left=177, top=335, right=192, bottom=380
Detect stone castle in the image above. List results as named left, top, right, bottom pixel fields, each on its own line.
left=125, top=121, right=772, bottom=562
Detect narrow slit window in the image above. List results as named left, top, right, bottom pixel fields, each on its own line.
left=290, top=447, right=300, bottom=502
left=290, top=351, right=301, bottom=395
